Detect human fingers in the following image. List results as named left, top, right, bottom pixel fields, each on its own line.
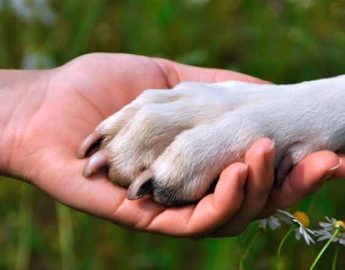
left=153, top=58, right=269, bottom=87
left=211, top=138, right=275, bottom=237
left=260, top=150, right=341, bottom=217
left=145, top=162, right=248, bottom=237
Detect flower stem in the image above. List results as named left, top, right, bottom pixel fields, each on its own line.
left=239, top=230, right=260, bottom=270
left=331, top=244, right=340, bottom=270
left=276, top=227, right=293, bottom=270
left=309, top=228, right=340, bottom=270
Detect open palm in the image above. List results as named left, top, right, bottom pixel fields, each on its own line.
left=4, top=53, right=341, bottom=237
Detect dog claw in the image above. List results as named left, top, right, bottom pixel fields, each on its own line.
left=77, top=131, right=103, bottom=158
left=83, top=150, right=109, bottom=177
left=127, top=170, right=154, bottom=200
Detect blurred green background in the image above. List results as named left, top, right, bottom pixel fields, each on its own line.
left=1, top=0, right=345, bottom=269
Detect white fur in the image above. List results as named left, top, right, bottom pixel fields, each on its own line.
left=95, top=75, right=345, bottom=202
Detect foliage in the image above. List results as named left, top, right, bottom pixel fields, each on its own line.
left=1, top=0, right=345, bottom=269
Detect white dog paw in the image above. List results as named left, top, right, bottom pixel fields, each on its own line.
left=78, top=77, right=345, bottom=206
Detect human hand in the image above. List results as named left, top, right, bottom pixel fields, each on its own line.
left=0, top=53, right=342, bottom=237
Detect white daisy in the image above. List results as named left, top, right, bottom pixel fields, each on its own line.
left=315, top=217, right=345, bottom=246
left=275, top=210, right=315, bottom=245
left=258, top=216, right=281, bottom=231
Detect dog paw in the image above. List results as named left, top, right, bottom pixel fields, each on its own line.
left=78, top=78, right=345, bottom=206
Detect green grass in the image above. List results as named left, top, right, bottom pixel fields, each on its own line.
left=1, top=1, right=345, bottom=269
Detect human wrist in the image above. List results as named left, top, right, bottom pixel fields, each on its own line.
left=0, top=69, right=49, bottom=176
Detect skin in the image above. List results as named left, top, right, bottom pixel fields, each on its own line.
left=0, top=53, right=342, bottom=237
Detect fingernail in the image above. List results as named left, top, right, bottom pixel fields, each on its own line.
left=265, top=140, right=275, bottom=171
left=323, top=158, right=342, bottom=181
left=239, top=163, right=249, bottom=186
left=268, top=139, right=275, bottom=151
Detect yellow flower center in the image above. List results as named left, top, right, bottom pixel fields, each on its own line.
left=293, top=211, right=310, bottom=227
left=335, top=220, right=345, bottom=229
